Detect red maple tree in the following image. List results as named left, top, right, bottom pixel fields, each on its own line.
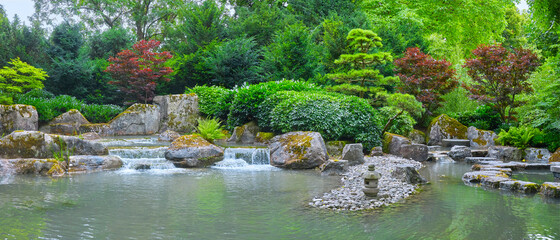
left=105, top=40, right=173, bottom=104
left=394, top=47, right=458, bottom=121
left=463, top=44, right=540, bottom=123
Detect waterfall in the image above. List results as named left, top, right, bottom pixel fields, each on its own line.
left=213, top=148, right=274, bottom=170
left=102, top=136, right=179, bottom=173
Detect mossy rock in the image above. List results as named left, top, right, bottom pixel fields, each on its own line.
left=0, top=104, right=38, bottom=135
left=549, top=148, right=560, bottom=163
left=108, top=103, right=160, bottom=136
left=427, top=114, right=468, bottom=146
left=326, top=140, right=350, bottom=157
left=228, top=121, right=260, bottom=144
left=467, top=126, right=497, bottom=149
left=382, top=132, right=411, bottom=154
left=153, top=94, right=199, bottom=133
left=255, top=132, right=275, bottom=144
left=540, top=182, right=560, bottom=198
left=164, top=134, right=224, bottom=168
left=269, top=131, right=328, bottom=169
left=408, top=129, right=426, bottom=144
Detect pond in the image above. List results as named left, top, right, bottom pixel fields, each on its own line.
left=0, top=137, right=559, bottom=239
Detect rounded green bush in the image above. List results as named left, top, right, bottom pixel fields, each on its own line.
left=226, top=80, right=323, bottom=129
left=258, top=91, right=382, bottom=150
left=378, top=106, right=416, bottom=136
left=187, top=86, right=232, bottom=120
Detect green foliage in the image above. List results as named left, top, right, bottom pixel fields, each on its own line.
left=20, top=88, right=55, bottom=99
left=257, top=91, right=382, bottom=150
left=452, top=105, right=502, bottom=131
left=262, top=23, right=323, bottom=81
left=226, top=80, right=323, bottom=128
left=497, top=126, right=543, bottom=151
left=81, top=104, right=124, bottom=123
left=187, top=86, right=232, bottom=120
left=201, top=37, right=262, bottom=88
left=0, top=9, right=48, bottom=68
left=0, top=58, right=48, bottom=104
left=378, top=106, right=415, bottom=136
left=89, top=27, right=134, bottom=59
left=197, top=118, right=226, bottom=142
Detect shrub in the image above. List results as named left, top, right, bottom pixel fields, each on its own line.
left=257, top=91, right=382, bottom=150
left=20, top=89, right=55, bottom=100
left=197, top=118, right=226, bottom=142
left=452, top=105, right=502, bottom=131
left=378, top=106, right=416, bottom=136
left=187, top=86, right=232, bottom=120
left=496, top=126, right=543, bottom=150
left=81, top=104, right=124, bottom=123
left=226, top=80, right=323, bottom=128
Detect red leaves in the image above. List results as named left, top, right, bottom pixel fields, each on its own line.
left=463, top=44, right=540, bottom=122
left=394, top=47, right=458, bottom=116
left=105, top=40, right=173, bottom=104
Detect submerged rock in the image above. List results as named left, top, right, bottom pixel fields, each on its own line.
left=0, top=131, right=107, bottom=158
left=427, top=114, right=468, bottom=146
left=269, top=131, right=328, bottom=169
left=0, top=104, right=38, bottom=135
left=341, top=143, right=364, bottom=166
left=164, top=134, right=224, bottom=168
left=153, top=93, right=199, bottom=133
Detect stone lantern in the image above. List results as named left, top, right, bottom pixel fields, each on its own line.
left=363, top=164, right=381, bottom=198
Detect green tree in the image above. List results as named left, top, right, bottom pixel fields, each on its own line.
left=327, top=28, right=394, bottom=98
left=379, top=92, right=424, bottom=134
left=262, top=23, right=322, bottom=81
left=0, top=58, right=48, bottom=104
left=89, top=27, right=134, bottom=59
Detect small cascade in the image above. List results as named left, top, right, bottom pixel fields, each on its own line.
left=213, top=148, right=275, bottom=170
left=432, top=152, right=455, bottom=163
left=102, top=136, right=179, bottom=173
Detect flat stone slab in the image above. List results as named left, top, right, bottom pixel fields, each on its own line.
left=500, top=180, right=540, bottom=194
left=482, top=176, right=512, bottom=188
left=462, top=171, right=507, bottom=183
left=475, top=166, right=512, bottom=175
left=552, top=165, right=560, bottom=179
left=491, top=162, right=550, bottom=171
left=540, top=182, right=560, bottom=198
left=442, top=139, right=470, bottom=147
left=465, top=157, right=499, bottom=164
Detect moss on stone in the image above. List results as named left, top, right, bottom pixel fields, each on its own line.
left=278, top=132, right=313, bottom=159
left=170, top=134, right=212, bottom=149
left=549, top=148, right=560, bottom=163
left=427, top=114, right=468, bottom=142
left=256, top=132, right=275, bottom=142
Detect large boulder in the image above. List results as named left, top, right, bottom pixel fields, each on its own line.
left=164, top=134, right=224, bottom=168
left=0, top=131, right=108, bottom=158
left=400, top=144, right=429, bottom=162
left=524, top=148, right=551, bottom=163
left=427, top=114, right=468, bottom=146
left=108, top=104, right=160, bottom=135
left=228, top=121, right=260, bottom=144
left=153, top=94, right=199, bottom=133
left=341, top=143, right=364, bottom=166
left=269, top=131, right=328, bottom=169
left=487, top=146, right=523, bottom=162
left=382, top=133, right=411, bottom=155
left=42, top=109, right=90, bottom=135
left=408, top=129, right=426, bottom=144
left=448, top=145, right=472, bottom=161
left=0, top=104, right=38, bottom=135
left=467, top=126, right=497, bottom=149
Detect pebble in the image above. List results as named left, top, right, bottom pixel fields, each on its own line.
left=309, top=155, right=423, bottom=211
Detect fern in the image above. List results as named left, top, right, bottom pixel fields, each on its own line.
left=497, top=126, right=542, bottom=150
left=197, top=118, right=226, bottom=142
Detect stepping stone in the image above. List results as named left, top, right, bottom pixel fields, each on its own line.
left=476, top=166, right=512, bottom=176
left=552, top=165, right=560, bottom=179
left=442, top=139, right=470, bottom=147
left=482, top=176, right=512, bottom=188
left=523, top=163, right=551, bottom=170
left=465, top=157, right=499, bottom=164
left=500, top=180, right=540, bottom=194
left=540, top=182, right=560, bottom=198
left=462, top=170, right=506, bottom=183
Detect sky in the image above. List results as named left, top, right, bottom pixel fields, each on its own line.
left=1, top=0, right=531, bottom=25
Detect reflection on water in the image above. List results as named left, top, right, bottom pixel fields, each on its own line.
left=0, top=162, right=558, bottom=239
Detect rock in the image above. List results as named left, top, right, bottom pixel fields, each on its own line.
left=79, top=123, right=112, bottom=137
left=153, top=94, right=199, bottom=133
left=255, top=132, right=275, bottom=144
left=269, top=131, right=328, bottom=169
left=549, top=148, right=560, bottom=163
left=471, top=149, right=488, bottom=157
left=448, top=145, right=472, bottom=161
left=399, top=144, right=429, bottom=162
left=341, top=143, right=364, bottom=166
left=552, top=165, right=560, bottom=179
left=465, top=157, right=498, bottom=164
left=392, top=164, right=427, bottom=184
left=540, top=182, right=560, bottom=198
left=108, top=104, right=160, bottom=135
left=524, top=148, right=551, bottom=163
left=319, top=159, right=348, bottom=175
left=69, top=155, right=123, bottom=171
left=228, top=121, right=260, bottom=144
left=134, top=164, right=151, bottom=170
left=81, top=132, right=101, bottom=141
left=158, top=130, right=181, bottom=142
left=442, top=139, right=470, bottom=147
left=382, top=132, right=411, bottom=155
left=164, top=134, right=224, bottom=168
left=0, top=131, right=108, bottom=158
left=487, top=146, right=523, bottom=162
left=500, top=180, right=540, bottom=194
left=427, top=114, right=468, bottom=146
left=326, top=141, right=350, bottom=157
left=370, top=146, right=383, bottom=156
left=0, top=104, right=38, bottom=135
left=44, top=109, right=90, bottom=135
left=428, top=146, right=441, bottom=152
left=408, top=129, right=426, bottom=144
left=467, top=126, right=497, bottom=149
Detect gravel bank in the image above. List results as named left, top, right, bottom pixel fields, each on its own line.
left=310, top=155, right=424, bottom=211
